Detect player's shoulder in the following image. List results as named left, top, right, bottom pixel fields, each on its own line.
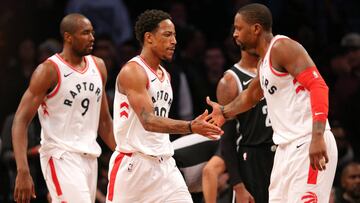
left=89, top=55, right=104, bottom=65
left=217, top=71, right=238, bottom=99
left=222, top=71, right=237, bottom=85
left=28, top=59, right=59, bottom=88
left=89, top=55, right=106, bottom=71
left=38, top=59, right=58, bottom=76
left=121, top=60, right=146, bottom=75
left=272, top=37, right=303, bottom=52
left=119, top=61, right=148, bottom=84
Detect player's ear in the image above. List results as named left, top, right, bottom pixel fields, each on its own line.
left=63, top=32, right=72, bottom=43
left=253, top=23, right=262, bottom=35
left=144, top=32, right=153, bottom=44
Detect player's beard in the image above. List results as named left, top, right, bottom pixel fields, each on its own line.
left=75, top=47, right=91, bottom=57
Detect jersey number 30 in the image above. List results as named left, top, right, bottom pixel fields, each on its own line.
left=154, top=106, right=167, bottom=117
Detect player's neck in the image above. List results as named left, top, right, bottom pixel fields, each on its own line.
left=59, top=50, right=86, bottom=71
left=257, top=33, right=273, bottom=58
left=140, top=50, right=161, bottom=72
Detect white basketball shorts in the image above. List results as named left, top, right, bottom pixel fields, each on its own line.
left=106, top=151, right=192, bottom=203
left=40, top=151, right=98, bottom=203
left=269, top=130, right=338, bottom=203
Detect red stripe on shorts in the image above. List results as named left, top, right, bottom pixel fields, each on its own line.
left=49, top=157, right=63, bottom=196
left=107, top=152, right=132, bottom=201
left=307, top=165, right=318, bottom=184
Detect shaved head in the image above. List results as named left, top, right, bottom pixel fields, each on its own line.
left=237, top=3, right=273, bottom=32
left=60, top=13, right=88, bottom=38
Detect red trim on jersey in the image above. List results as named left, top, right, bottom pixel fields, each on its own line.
left=120, top=111, right=128, bottom=118
left=49, top=157, right=63, bottom=196
left=47, top=59, right=61, bottom=98
left=55, top=53, right=89, bottom=74
left=269, top=38, right=289, bottom=77
left=269, top=65, right=288, bottom=77
left=307, top=165, right=318, bottom=184
left=120, top=101, right=129, bottom=117
left=90, top=56, right=104, bottom=84
left=120, top=102, right=129, bottom=109
left=107, top=152, right=132, bottom=201
left=138, top=56, right=166, bottom=82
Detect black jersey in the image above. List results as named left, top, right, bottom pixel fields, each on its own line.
left=228, top=64, right=273, bottom=146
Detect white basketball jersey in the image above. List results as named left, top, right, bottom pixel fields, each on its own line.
left=113, top=56, right=174, bottom=156
left=38, top=54, right=103, bottom=158
left=259, top=35, right=330, bottom=144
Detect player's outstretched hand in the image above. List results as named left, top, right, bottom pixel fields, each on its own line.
left=191, top=109, right=223, bottom=139
left=14, top=170, right=36, bottom=203
left=206, top=96, right=226, bottom=127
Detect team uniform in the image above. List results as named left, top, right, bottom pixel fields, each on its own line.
left=107, top=56, right=192, bottom=203
left=220, top=65, right=274, bottom=203
left=259, top=35, right=338, bottom=202
left=38, top=54, right=104, bottom=202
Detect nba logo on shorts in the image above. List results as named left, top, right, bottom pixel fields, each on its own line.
left=301, top=191, right=317, bottom=203
left=128, top=163, right=133, bottom=172
left=243, top=152, right=247, bottom=161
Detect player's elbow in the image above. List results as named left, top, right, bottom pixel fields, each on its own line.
left=141, top=119, right=157, bottom=132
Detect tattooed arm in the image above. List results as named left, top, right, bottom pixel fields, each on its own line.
left=117, top=61, right=223, bottom=137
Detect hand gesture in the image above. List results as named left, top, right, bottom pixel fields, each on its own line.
left=206, top=97, right=226, bottom=127
left=14, top=170, right=36, bottom=203
left=234, top=183, right=255, bottom=203
left=309, top=135, right=328, bottom=171
left=191, top=109, right=223, bottom=139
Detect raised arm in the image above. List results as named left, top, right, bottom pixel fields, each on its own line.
left=92, top=56, right=116, bottom=151
left=12, top=61, right=58, bottom=203
left=118, top=62, right=223, bottom=137
left=271, top=38, right=329, bottom=171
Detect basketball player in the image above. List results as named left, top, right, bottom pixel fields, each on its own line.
left=12, top=14, right=116, bottom=203
left=207, top=3, right=338, bottom=203
left=106, top=10, right=223, bottom=203
left=202, top=50, right=274, bottom=203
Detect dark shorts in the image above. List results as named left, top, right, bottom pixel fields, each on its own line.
left=237, top=144, right=276, bottom=203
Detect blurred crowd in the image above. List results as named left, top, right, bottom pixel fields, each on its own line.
left=0, top=0, right=359, bottom=202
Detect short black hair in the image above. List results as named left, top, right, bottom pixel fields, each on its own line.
left=60, top=13, right=88, bottom=38
left=237, top=3, right=272, bottom=32
left=134, top=9, right=172, bottom=45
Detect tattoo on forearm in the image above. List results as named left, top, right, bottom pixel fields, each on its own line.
left=140, top=107, right=151, bottom=123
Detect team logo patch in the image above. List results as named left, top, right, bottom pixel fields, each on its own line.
left=301, top=191, right=318, bottom=203
left=128, top=163, right=133, bottom=172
